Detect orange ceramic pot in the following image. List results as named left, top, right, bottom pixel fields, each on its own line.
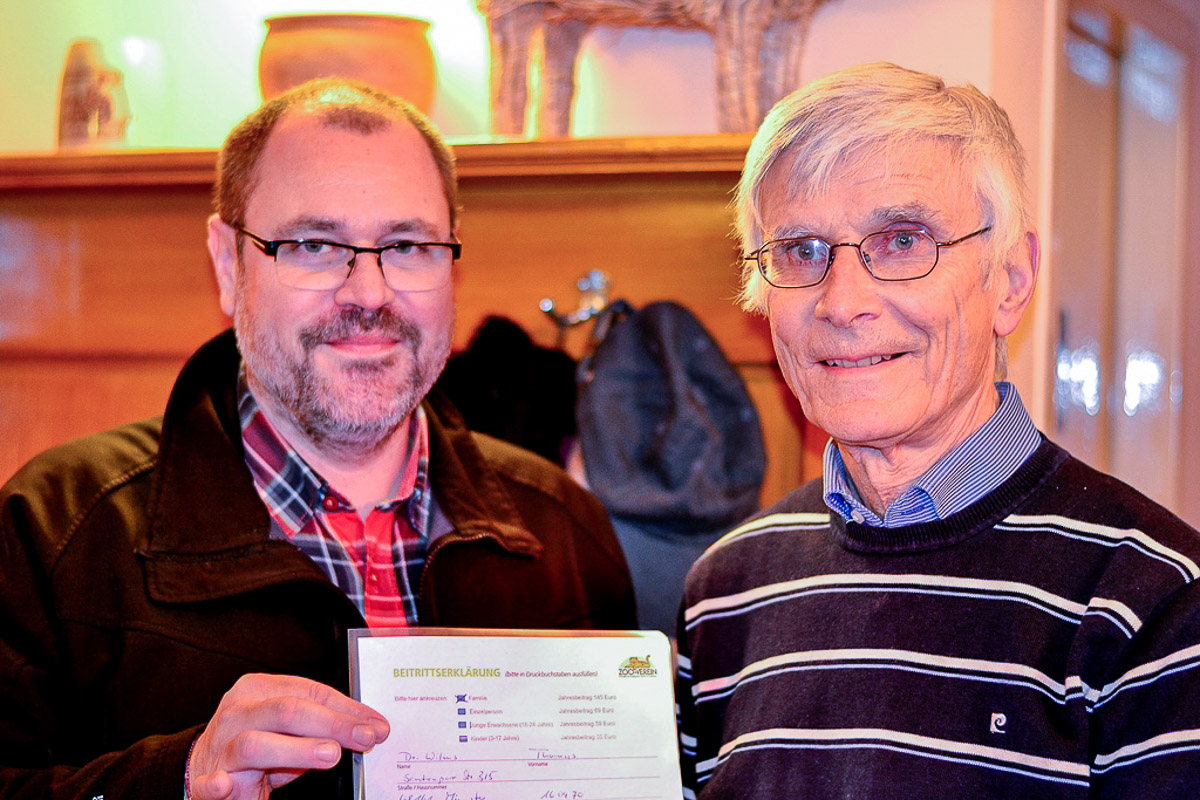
left=258, top=13, right=436, bottom=111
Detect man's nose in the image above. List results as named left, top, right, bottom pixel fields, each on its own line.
left=334, top=251, right=395, bottom=310
left=814, top=244, right=882, bottom=327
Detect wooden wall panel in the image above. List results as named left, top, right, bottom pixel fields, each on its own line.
left=453, top=173, right=775, bottom=364
left=0, top=357, right=183, bottom=480
left=0, top=142, right=814, bottom=505
left=0, top=188, right=224, bottom=356
left=742, top=364, right=803, bottom=507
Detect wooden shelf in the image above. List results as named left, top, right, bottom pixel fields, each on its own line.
left=0, top=134, right=752, bottom=190
left=455, top=134, right=751, bottom=177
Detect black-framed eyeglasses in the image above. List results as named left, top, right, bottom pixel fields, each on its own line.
left=745, top=225, right=992, bottom=289
left=236, top=227, right=462, bottom=292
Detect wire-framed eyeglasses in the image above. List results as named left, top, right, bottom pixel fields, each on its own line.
left=745, top=225, right=992, bottom=289
left=237, top=227, right=462, bottom=292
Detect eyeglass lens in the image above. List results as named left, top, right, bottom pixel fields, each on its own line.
left=762, top=230, right=938, bottom=288
left=273, top=242, right=454, bottom=292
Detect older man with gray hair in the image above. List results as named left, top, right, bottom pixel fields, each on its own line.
left=676, top=61, right=1200, bottom=799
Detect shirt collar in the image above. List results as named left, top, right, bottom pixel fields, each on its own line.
left=823, top=382, right=1041, bottom=527
left=237, top=369, right=430, bottom=531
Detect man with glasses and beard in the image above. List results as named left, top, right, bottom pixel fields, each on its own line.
left=676, top=62, right=1200, bottom=799
left=0, top=79, right=634, bottom=800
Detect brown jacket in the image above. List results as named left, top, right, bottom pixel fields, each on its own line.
left=0, top=330, right=635, bottom=799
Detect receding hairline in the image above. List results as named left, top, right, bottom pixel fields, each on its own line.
left=239, top=106, right=445, bottom=224
left=213, top=77, right=459, bottom=232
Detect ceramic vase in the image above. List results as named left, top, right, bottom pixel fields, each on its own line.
left=258, top=14, right=436, bottom=112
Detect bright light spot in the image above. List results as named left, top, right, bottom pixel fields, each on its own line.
left=1124, top=25, right=1183, bottom=123
left=121, top=37, right=150, bottom=67
left=1054, top=342, right=1101, bottom=416
left=1067, top=38, right=1111, bottom=87
left=1067, top=9, right=1112, bottom=87
left=1123, top=347, right=1165, bottom=416
left=1071, top=9, right=1110, bottom=43
left=1126, top=67, right=1178, bottom=122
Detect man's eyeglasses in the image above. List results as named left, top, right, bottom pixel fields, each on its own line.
left=745, top=225, right=992, bottom=289
left=236, top=227, right=462, bottom=292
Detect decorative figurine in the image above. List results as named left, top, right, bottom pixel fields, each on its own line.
left=57, top=38, right=130, bottom=149
left=479, top=0, right=833, bottom=137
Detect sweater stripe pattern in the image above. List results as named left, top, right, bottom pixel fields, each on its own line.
left=676, top=440, right=1200, bottom=799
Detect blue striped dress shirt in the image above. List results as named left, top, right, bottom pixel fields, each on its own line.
left=823, top=382, right=1040, bottom=526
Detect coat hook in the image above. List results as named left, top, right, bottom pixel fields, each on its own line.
left=540, top=270, right=611, bottom=330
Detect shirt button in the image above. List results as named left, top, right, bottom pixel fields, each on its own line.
left=323, top=496, right=338, bottom=510
left=851, top=510, right=865, bottom=524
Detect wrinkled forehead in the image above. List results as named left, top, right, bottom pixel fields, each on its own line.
left=756, top=137, right=986, bottom=234
left=772, top=137, right=975, bottom=201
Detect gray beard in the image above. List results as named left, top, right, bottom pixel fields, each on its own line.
left=236, top=304, right=449, bottom=456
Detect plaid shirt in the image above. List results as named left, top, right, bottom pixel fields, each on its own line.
left=238, top=376, right=431, bottom=628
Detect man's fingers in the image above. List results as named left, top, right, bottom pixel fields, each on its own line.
left=224, top=674, right=390, bottom=744
left=224, top=729, right=343, bottom=772
left=188, top=674, right=392, bottom=799
left=216, top=693, right=386, bottom=752
left=192, top=731, right=343, bottom=800
left=189, top=768, right=234, bottom=800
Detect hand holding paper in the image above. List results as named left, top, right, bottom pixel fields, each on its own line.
left=188, top=673, right=390, bottom=800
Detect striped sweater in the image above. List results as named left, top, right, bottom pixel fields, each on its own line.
left=677, top=438, right=1200, bottom=798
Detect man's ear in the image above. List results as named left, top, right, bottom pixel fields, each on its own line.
left=994, top=230, right=1040, bottom=338
left=207, top=214, right=238, bottom=317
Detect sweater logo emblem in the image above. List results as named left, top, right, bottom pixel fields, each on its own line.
left=990, top=712, right=1008, bottom=734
